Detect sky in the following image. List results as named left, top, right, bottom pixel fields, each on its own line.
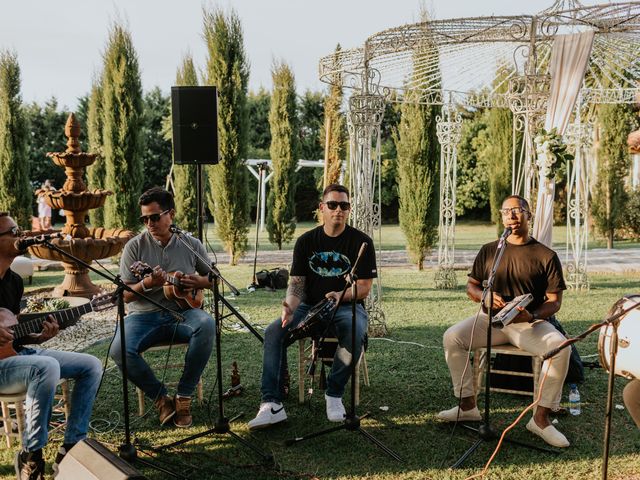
left=0, top=0, right=600, bottom=111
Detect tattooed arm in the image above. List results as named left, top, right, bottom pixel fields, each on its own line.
left=281, top=276, right=306, bottom=327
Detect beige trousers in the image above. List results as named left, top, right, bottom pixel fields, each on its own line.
left=443, top=312, right=570, bottom=410
left=623, top=379, right=640, bottom=428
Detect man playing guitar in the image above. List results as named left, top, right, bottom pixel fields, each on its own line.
left=0, top=213, right=102, bottom=479
left=109, top=187, right=214, bottom=428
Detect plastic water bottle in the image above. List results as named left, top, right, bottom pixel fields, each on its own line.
left=569, top=384, right=581, bottom=416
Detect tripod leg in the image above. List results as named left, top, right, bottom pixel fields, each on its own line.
left=357, top=427, right=402, bottom=461
left=452, top=438, right=484, bottom=468
left=284, top=423, right=346, bottom=445
left=228, top=430, right=274, bottom=463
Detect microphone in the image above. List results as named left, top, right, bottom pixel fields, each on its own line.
left=15, top=232, right=64, bottom=250
left=497, top=226, right=512, bottom=248
left=169, top=224, right=192, bottom=236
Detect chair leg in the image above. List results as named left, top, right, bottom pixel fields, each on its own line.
left=1, top=401, right=12, bottom=448
left=354, top=363, right=360, bottom=407
left=533, top=357, right=542, bottom=400
left=298, top=339, right=305, bottom=404
left=137, top=387, right=145, bottom=417
left=61, top=379, right=71, bottom=420
left=197, top=378, right=203, bottom=406
left=15, top=400, right=26, bottom=448
left=361, top=353, right=370, bottom=387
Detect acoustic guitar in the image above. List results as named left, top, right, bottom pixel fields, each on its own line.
left=0, top=293, right=115, bottom=360
left=129, top=261, right=205, bottom=310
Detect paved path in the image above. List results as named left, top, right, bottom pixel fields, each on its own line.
left=212, top=246, right=640, bottom=273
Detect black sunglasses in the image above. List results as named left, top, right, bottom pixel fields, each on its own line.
left=139, top=209, right=170, bottom=224
left=323, top=201, right=351, bottom=211
left=0, top=225, right=22, bottom=237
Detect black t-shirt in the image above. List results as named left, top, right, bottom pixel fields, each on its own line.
left=0, top=269, right=23, bottom=315
left=469, top=238, right=566, bottom=313
left=290, top=225, right=377, bottom=305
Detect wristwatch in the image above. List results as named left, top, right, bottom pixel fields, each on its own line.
left=140, top=278, right=153, bottom=293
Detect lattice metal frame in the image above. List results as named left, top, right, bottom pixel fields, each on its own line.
left=564, top=108, right=593, bottom=290
left=346, top=67, right=388, bottom=336
left=320, top=0, right=640, bottom=296
left=434, top=105, right=462, bottom=289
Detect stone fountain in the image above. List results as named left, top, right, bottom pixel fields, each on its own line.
left=29, top=113, right=133, bottom=297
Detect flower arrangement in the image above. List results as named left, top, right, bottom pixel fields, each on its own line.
left=533, top=128, right=573, bottom=180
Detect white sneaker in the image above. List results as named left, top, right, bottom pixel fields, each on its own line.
left=248, top=402, right=287, bottom=430
left=325, top=394, right=346, bottom=422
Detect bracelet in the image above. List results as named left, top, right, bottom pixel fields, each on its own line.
left=140, top=278, right=153, bottom=293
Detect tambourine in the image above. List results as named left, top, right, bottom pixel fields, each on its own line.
left=284, top=297, right=338, bottom=346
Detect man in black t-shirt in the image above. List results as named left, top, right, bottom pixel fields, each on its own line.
left=249, top=184, right=376, bottom=429
left=438, top=195, right=572, bottom=448
left=0, top=213, right=102, bottom=479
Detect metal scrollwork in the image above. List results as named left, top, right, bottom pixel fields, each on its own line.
left=346, top=70, right=388, bottom=333
left=435, top=105, right=462, bottom=289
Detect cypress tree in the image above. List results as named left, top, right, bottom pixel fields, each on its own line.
left=203, top=7, right=250, bottom=264
left=392, top=36, right=441, bottom=269
left=86, top=77, right=105, bottom=226
left=322, top=44, right=345, bottom=187
left=592, top=102, right=637, bottom=248
left=266, top=61, right=298, bottom=249
left=0, top=50, right=30, bottom=228
left=171, top=54, right=199, bottom=233
left=101, top=23, right=144, bottom=231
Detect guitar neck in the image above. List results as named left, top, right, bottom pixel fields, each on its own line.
left=13, top=303, right=94, bottom=339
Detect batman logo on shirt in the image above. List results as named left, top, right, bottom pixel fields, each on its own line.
left=309, top=251, right=351, bottom=277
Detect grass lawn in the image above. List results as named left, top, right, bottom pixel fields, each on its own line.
left=2, top=266, right=639, bottom=479
left=200, top=221, right=640, bottom=253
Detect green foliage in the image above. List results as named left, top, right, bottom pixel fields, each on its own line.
left=297, top=90, right=324, bottom=220
left=380, top=100, right=402, bottom=221
left=321, top=44, right=345, bottom=188
left=247, top=88, right=271, bottom=159
left=0, top=50, right=31, bottom=227
left=455, top=107, right=489, bottom=218
left=86, top=79, right=105, bottom=226
left=140, top=87, right=171, bottom=191
left=168, top=54, right=199, bottom=233
left=592, top=103, right=637, bottom=248
left=266, top=61, right=298, bottom=249
left=23, top=98, right=68, bottom=193
left=101, top=23, right=144, bottom=231
left=74, top=93, right=89, bottom=152
left=393, top=38, right=440, bottom=271
left=204, top=7, right=250, bottom=264
left=622, top=188, right=640, bottom=238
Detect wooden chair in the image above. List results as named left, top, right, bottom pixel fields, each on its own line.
left=298, top=336, right=369, bottom=406
left=136, top=342, right=203, bottom=416
left=473, top=344, right=542, bottom=399
left=0, top=379, right=70, bottom=448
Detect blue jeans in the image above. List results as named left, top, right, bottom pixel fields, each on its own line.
left=0, top=348, right=102, bottom=452
left=109, top=309, right=215, bottom=399
left=261, top=303, right=368, bottom=402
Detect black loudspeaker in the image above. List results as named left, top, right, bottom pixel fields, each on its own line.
left=171, top=86, right=219, bottom=164
left=56, top=438, right=146, bottom=480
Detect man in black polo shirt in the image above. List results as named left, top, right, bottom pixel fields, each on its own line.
left=0, top=213, right=102, bottom=479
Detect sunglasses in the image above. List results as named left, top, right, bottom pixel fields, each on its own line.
left=139, top=209, right=170, bottom=224
left=0, top=225, right=22, bottom=237
left=323, top=201, right=351, bottom=211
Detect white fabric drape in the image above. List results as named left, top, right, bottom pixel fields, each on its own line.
left=532, top=30, right=595, bottom=247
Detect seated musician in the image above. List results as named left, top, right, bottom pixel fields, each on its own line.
left=248, top=184, right=376, bottom=429
left=109, top=187, right=215, bottom=428
left=438, top=195, right=572, bottom=448
left=0, top=212, right=102, bottom=479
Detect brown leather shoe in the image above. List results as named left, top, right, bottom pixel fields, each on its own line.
left=174, top=396, right=192, bottom=428
left=154, top=395, right=176, bottom=425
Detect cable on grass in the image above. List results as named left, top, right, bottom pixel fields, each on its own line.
left=463, top=357, right=553, bottom=480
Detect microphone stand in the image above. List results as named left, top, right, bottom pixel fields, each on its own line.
left=542, top=295, right=640, bottom=480
left=453, top=230, right=554, bottom=468
left=168, top=226, right=263, bottom=343
left=152, top=231, right=272, bottom=463
left=284, top=245, right=401, bottom=462
left=39, top=239, right=185, bottom=479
